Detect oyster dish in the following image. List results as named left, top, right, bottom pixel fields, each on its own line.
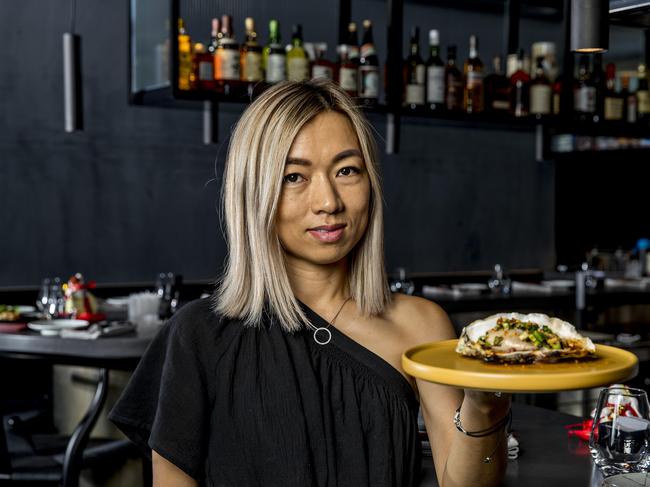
left=455, top=312, right=596, bottom=363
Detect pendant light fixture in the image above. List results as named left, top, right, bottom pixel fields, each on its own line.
left=63, top=0, right=83, bottom=132
left=570, top=0, right=609, bottom=53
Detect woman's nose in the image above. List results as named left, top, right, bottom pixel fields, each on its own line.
left=310, top=175, right=343, bottom=214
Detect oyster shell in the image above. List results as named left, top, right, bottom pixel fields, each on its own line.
left=455, top=312, right=596, bottom=363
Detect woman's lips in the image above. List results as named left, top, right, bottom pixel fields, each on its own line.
left=307, top=225, right=346, bottom=243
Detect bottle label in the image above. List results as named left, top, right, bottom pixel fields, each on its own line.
left=415, top=64, right=425, bottom=85
left=216, top=49, right=240, bottom=80
left=604, top=97, right=624, bottom=120
left=445, top=78, right=463, bottom=109
left=530, top=85, right=551, bottom=114
left=360, top=43, right=376, bottom=58
left=242, top=52, right=263, bottom=81
left=406, top=84, right=425, bottom=105
left=426, top=65, right=444, bottom=104
left=359, top=65, right=379, bottom=98
left=466, top=71, right=483, bottom=88
left=198, top=61, right=213, bottom=81
left=638, top=90, right=650, bottom=114
left=492, top=100, right=510, bottom=111
left=574, top=86, right=596, bottom=113
left=312, top=64, right=333, bottom=80
left=288, top=57, right=309, bottom=82
left=349, top=46, right=360, bottom=60
left=339, top=67, right=358, bottom=93
left=266, top=54, right=286, bottom=83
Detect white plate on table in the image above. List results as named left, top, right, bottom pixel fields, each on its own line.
left=28, top=319, right=89, bottom=336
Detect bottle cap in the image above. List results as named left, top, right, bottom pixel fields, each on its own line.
left=363, top=19, right=372, bottom=29
left=429, top=29, right=439, bottom=46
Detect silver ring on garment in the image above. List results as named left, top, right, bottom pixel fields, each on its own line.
left=313, top=327, right=332, bottom=346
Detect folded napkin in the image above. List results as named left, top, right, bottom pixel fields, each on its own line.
left=59, top=321, right=136, bottom=339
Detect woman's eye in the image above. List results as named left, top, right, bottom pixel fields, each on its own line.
left=337, top=166, right=360, bottom=177
left=283, top=173, right=304, bottom=184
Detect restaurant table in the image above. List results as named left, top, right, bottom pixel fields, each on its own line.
left=0, top=326, right=158, bottom=487
left=419, top=401, right=606, bottom=486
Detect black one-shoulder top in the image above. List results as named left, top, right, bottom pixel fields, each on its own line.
left=109, top=297, right=422, bottom=486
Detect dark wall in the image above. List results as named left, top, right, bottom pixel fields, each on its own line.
left=3, top=0, right=631, bottom=288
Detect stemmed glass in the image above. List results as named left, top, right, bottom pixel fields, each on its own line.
left=590, top=386, right=650, bottom=477
left=36, top=278, right=51, bottom=315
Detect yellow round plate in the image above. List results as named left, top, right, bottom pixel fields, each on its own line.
left=402, top=340, right=639, bottom=393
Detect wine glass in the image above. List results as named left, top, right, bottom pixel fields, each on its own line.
left=590, top=386, right=650, bottom=476
left=36, top=278, right=50, bottom=314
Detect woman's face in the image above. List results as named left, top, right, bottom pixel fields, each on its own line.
left=277, top=111, right=371, bottom=269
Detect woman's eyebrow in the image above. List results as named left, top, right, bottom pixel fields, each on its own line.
left=332, top=149, right=362, bottom=163
left=285, top=149, right=362, bottom=167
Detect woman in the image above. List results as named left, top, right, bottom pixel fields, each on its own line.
left=109, top=79, right=511, bottom=487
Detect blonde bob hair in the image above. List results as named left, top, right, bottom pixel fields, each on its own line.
left=213, top=79, right=391, bottom=332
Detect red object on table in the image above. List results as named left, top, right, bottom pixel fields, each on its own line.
left=565, top=419, right=593, bottom=441
left=0, top=322, right=27, bottom=333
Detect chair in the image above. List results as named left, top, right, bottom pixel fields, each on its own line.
left=0, top=369, right=142, bottom=487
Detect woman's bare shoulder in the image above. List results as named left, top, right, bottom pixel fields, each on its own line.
left=385, top=293, right=457, bottom=344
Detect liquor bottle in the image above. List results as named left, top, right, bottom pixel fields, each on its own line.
left=214, top=15, right=240, bottom=94
left=574, top=55, right=596, bottom=121
left=425, top=29, right=445, bottom=111
left=444, top=45, right=463, bottom=111
left=312, top=43, right=334, bottom=80
left=347, top=22, right=360, bottom=65
left=191, top=43, right=215, bottom=91
left=286, top=24, right=309, bottom=82
left=240, top=17, right=263, bottom=83
left=358, top=20, right=379, bottom=106
left=463, top=35, right=484, bottom=114
left=338, top=44, right=358, bottom=96
left=510, top=49, right=530, bottom=117
left=208, top=18, right=220, bottom=55
left=621, top=74, right=637, bottom=123
left=263, top=19, right=286, bottom=83
left=603, top=63, right=623, bottom=121
left=404, top=26, right=425, bottom=108
left=591, top=54, right=606, bottom=121
left=483, top=56, right=510, bottom=113
left=529, top=56, right=552, bottom=116
left=177, top=18, right=193, bottom=91
left=637, top=63, right=650, bottom=121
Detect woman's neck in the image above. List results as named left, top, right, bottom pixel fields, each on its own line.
left=285, top=257, right=350, bottom=311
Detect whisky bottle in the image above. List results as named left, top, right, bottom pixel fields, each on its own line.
left=621, top=74, right=637, bottom=123
left=404, top=26, right=425, bottom=108
left=603, top=63, right=623, bottom=121
left=510, top=49, right=530, bottom=117
left=637, top=63, right=650, bottom=122
left=346, top=22, right=360, bottom=65
left=444, top=45, right=463, bottom=111
left=574, top=55, right=596, bottom=121
left=263, top=20, right=286, bottom=83
left=529, top=56, right=552, bottom=116
left=191, top=42, right=215, bottom=91
left=426, top=29, right=444, bottom=111
left=287, top=24, right=309, bottom=82
left=312, top=43, right=334, bottom=80
left=359, top=19, right=379, bottom=106
left=338, top=44, right=358, bottom=96
left=483, top=56, right=509, bottom=113
left=214, top=15, right=240, bottom=94
left=240, top=17, right=263, bottom=83
left=463, top=35, right=483, bottom=113
left=591, top=53, right=606, bottom=121
left=177, top=18, right=193, bottom=91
